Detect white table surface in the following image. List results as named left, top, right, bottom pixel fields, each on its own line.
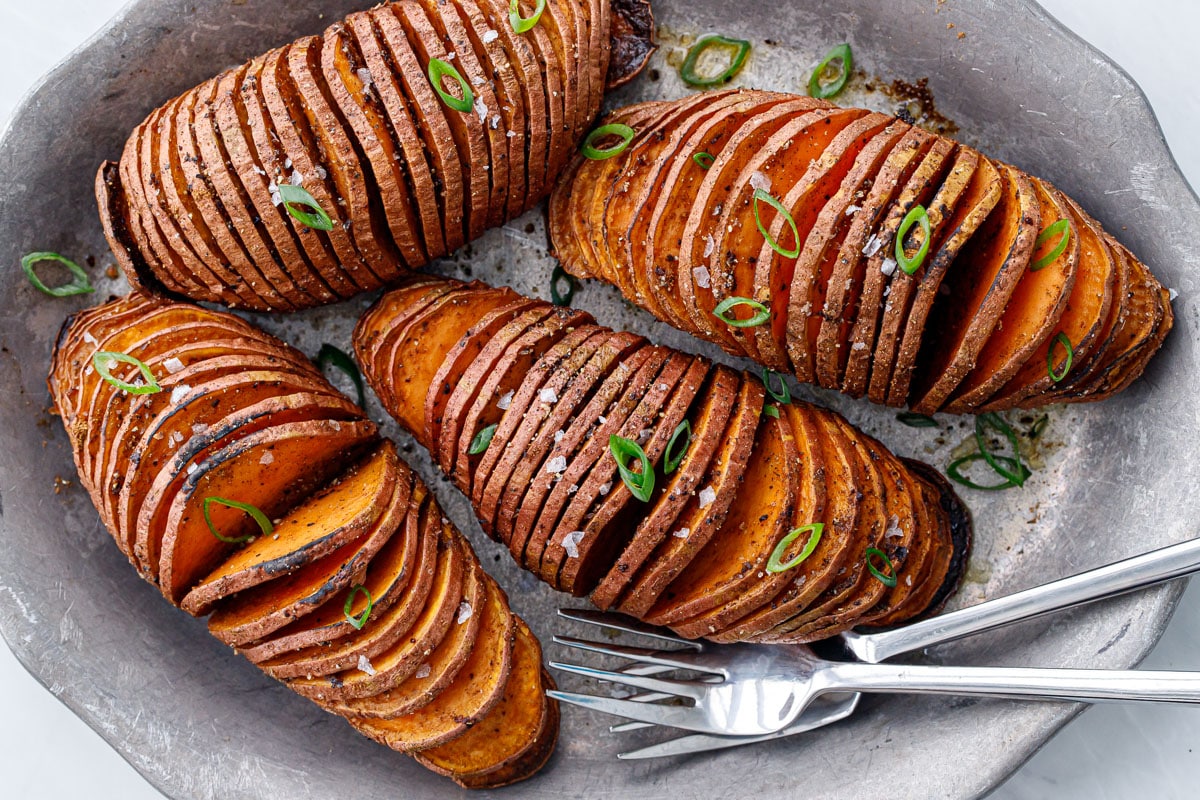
left=2, top=1, right=1197, bottom=798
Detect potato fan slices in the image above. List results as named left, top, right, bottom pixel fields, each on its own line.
left=96, top=0, right=656, bottom=312
left=548, top=88, right=1173, bottom=413
left=355, top=277, right=973, bottom=643
left=48, top=293, right=557, bottom=789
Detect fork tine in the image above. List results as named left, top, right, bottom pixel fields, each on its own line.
left=548, top=660, right=708, bottom=700
left=616, top=694, right=862, bottom=759
left=609, top=665, right=681, bottom=733
left=546, top=690, right=729, bottom=735
left=553, top=635, right=722, bottom=674
left=557, top=608, right=700, bottom=648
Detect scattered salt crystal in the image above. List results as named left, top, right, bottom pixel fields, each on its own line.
left=906, top=575, right=913, bottom=587
left=545, top=456, right=567, bottom=474
left=540, top=387, right=558, bottom=404
left=637, top=428, right=652, bottom=443
left=191, top=423, right=209, bottom=436
left=883, top=285, right=892, bottom=298
left=562, top=530, right=585, bottom=559
left=658, top=384, right=669, bottom=392
left=315, top=166, right=328, bottom=180
left=482, top=29, right=500, bottom=44
left=474, top=96, right=489, bottom=124
left=598, top=482, right=612, bottom=496
left=186, top=463, right=198, bottom=475
left=1169, top=288, right=1179, bottom=301
left=260, top=451, right=275, bottom=466
left=457, top=601, right=473, bottom=624
left=497, top=390, right=514, bottom=410
left=170, top=385, right=190, bottom=404
left=885, top=515, right=903, bottom=539
left=446, top=51, right=456, bottom=60
left=507, top=130, right=517, bottom=138
left=880, top=257, right=898, bottom=277
left=698, top=486, right=716, bottom=509
left=357, top=655, right=377, bottom=676
left=284, top=157, right=293, bottom=169
left=692, top=266, right=711, bottom=289
left=703, top=233, right=716, bottom=258
left=845, top=204, right=861, bottom=216
left=289, top=170, right=304, bottom=186
left=851, top=342, right=867, bottom=351
left=169, top=431, right=183, bottom=446
left=163, top=357, right=185, bottom=374
left=269, top=181, right=282, bottom=206
left=554, top=429, right=565, bottom=443
left=415, top=663, right=431, bottom=679
left=330, top=420, right=341, bottom=431
left=253, top=165, right=267, bottom=176
left=82, top=331, right=98, bottom=345
left=356, top=67, right=373, bottom=89
left=862, top=234, right=883, bottom=257
left=567, top=484, right=579, bottom=494
left=749, top=171, right=772, bottom=193
left=672, top=527, right=690, bottom=539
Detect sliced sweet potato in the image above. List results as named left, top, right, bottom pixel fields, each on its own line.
left=181, top=441, right=399, bottom=616
left=350, top=574, right=516, bottom=752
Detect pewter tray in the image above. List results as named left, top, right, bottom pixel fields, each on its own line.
left=1, top=1, right=1197, bottom=798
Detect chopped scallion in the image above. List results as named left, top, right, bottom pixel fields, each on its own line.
left=277, top=184, right=334, bottom=231
left=203, top=496, right=273, bottom=544
left=469, top=423, right=498, bottom=455
left=550, top=264, right=578, bottom=306
left=975, top=412, right=1031, bottom=488
left=712, top=296, right=770, bottom=328
left=508, top=0, right=546, bottom=34
left=610, top=434, right=654, bottom=502
left=865, top=547, right=898, bottom=587
left=808, top=43, right=853, bottom=99
left=21, top=252, right=94, bottom=297
left=693, top=151, right=716, bottom=170
left=316, top=343, right=365, bottom=408
left=428, top=57, right=475, bottom=113
left=766, top=523, right=824, bottom=574
left=582, top=123, right=636, bottom=160
left=1047, top=332, right=1073, bottom=383
left=664, top=420, right=692, bottom=474
left=1032, top=219, right=1071, bottom=271
left=344, top=584, right=374, bottom=630
left=753, top=188, right=801, bottom=259
left=93, top=351, right=161, bottom=395
left=761, top=368, right=791, bottom=405
left=947, top=452, right=1025, bottom=491
left=896, top=412, right=938, bottom=428
left=680, top=35, right=752, bottom=88
left=895, top=205, right=931, bottom=275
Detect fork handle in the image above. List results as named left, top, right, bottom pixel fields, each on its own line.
left=824, top=661, right=1200, bottom=705
left=842, top=537, right=1200, bottom=663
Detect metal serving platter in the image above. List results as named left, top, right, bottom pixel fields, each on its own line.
left=1, top=1, right=1197, bottom=798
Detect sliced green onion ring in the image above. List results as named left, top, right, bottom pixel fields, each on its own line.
left=316, top=343, right=366, bottom=408
left=808, top=43, right=854, bottom=99
left=1029, top=414, right=1050, bottom=439
left=693, top=151, right=716, bottom=170
left=1047, top=332, right=1074, bottom=383
left=203, top=496, right=274, bottom=544
left=550, top=264, right=578, bottom=306
left=947, top=452, right=1025, bottom=491
left=712, top=296, right=771, bottom=328
left=610, top=434, right=655, bottom=502
left=428, top=57, right=475, bottom=113
left=344, top=584, right=374, bottom=630
left=974, top=412, right=1031, bottom=487
left=1031, top=219, right=1071, bottom=271
left=680, top=35, right=752, bottom=88
left=664, top=421, right=692, bottom=474
left=582, top=123, right=636, bottom=160
left=469, top=423, right=498, bottom=455
left=508, top=0, right=546, bottom=34
left=895, top=205, right=932, bottom=275
left=896, top=412, right=938, bottom=429
left=865, top=547, right=898, bottom=587
left=764, top=404, right=780, bottom=419
left=277, top=184, right=334, bottom=231
left=766, top=523, right=825, bottom=574
left=761, top=368, right=791, bottom=405
left=22, top=252, right=94, bottom=297
left=93, top=351, right=162, bottom=395
left=753, top=188, right=801, bottom=259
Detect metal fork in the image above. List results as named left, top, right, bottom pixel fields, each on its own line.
left=550, top=536, right=1200, bottom=755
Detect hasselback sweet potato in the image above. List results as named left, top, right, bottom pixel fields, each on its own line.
left=95, top=0, right=655, bottom=312
left=548, top=88, right=1173, bottom=413
left=354, top=276, right=972, bottom=644
left=48, top=293, right=556, bottom=789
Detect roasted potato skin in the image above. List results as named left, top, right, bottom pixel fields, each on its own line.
left=48, top=292, right=557, bottom=789
left=548, top=89, right=1173, bottom=413
left=355, top=276, right=973, bottom=644
left=97, top=0, right=655, bottom=312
